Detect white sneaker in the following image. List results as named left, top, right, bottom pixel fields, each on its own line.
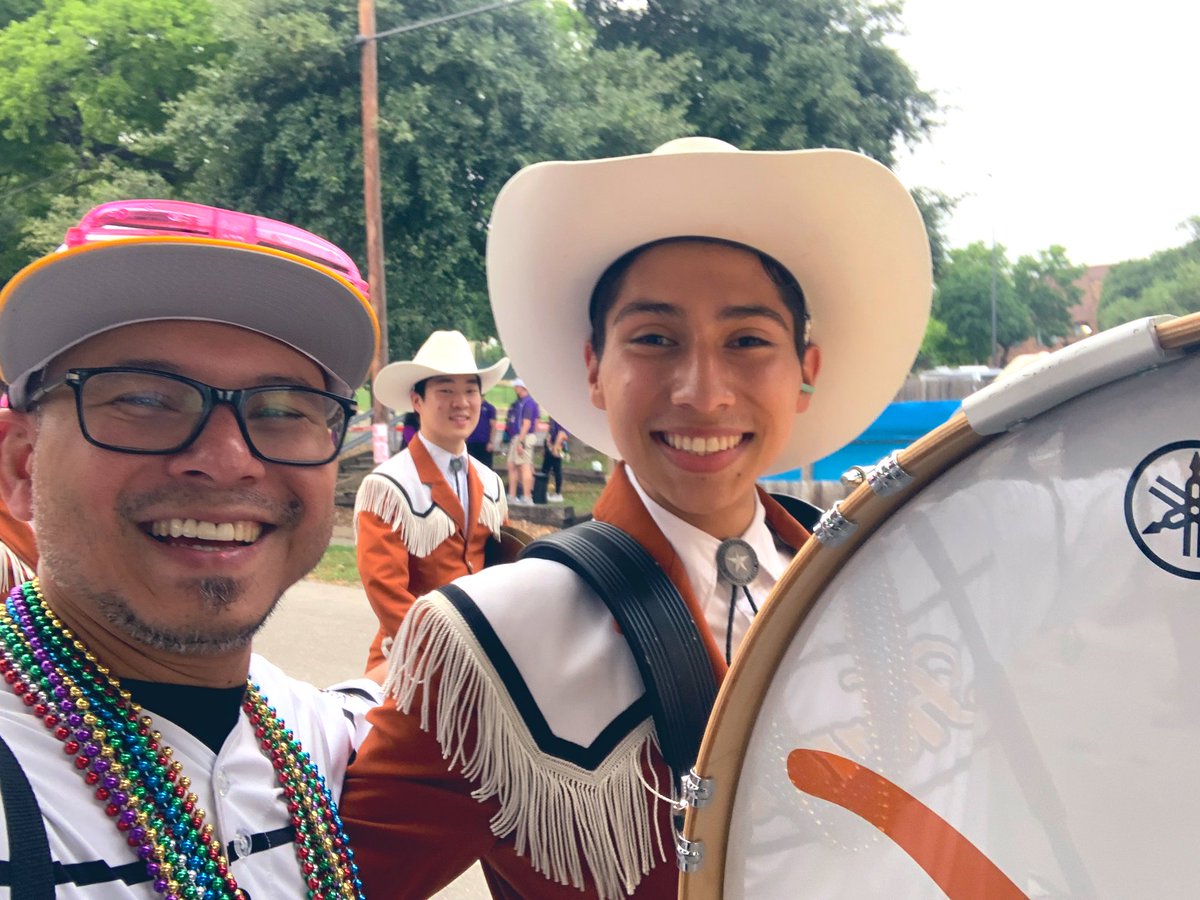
left=546, top=493, right=564, bottom=502
left=512, top=496, right=532, bottom=505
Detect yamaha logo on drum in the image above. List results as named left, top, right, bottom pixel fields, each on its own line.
left=1125, top=440, right=1200, bottom=579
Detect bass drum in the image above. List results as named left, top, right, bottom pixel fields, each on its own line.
left=679, top=313, right=1200, bottom=900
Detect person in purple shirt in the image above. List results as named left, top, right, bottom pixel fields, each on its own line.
left=467, top=398, right=497, bottom=469
left=504, top=379, right=539, bottom=504
left=540, top=417, right=568, bottom=502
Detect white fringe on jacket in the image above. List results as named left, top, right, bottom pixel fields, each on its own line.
left=0, top=543, right=33, bottom=595
left=354, top=475, right=457, bottom=558
left=385, top=594, right=666, bottom=898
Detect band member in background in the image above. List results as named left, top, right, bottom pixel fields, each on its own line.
left=354, top=330, right=509, bottom=669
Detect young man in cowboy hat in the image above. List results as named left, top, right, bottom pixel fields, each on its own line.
left=0, top=199, right=383, bottom=897
left=341, top=138, right=932, bottom=897
left=354, top=330, right=510, bottom=670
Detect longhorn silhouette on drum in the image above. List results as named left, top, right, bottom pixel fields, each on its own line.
left=679, top=312, right=1200, bottom=900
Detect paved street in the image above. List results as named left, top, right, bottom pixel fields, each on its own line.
left=257, top=578, right=489, bottom=899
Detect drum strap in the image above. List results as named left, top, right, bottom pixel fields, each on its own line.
left=519, top=521, right=718, bottom=783
left=0, top=730, right=55, bottom=897
left=767, top=493, right=823, bottom=532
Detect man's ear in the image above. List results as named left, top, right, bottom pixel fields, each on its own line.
left=0, top=410, right=37, bottom=522
left=796, top=344, right=822, bottom=413
left=584, top=343, right=606, bottom=412
left=409, top=391, right=424, bottom=417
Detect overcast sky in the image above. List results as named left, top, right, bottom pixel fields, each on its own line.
left=889, top=0, right=1199, bottom=267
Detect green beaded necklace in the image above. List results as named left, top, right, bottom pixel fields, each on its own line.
left=0, top=579, right=364, bottom=900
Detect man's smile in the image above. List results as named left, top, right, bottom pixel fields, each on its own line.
left=145, top=517, right=266, bottom=546
left=658, top=431, right=747, bottom=456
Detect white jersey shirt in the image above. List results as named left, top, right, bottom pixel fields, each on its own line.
left=0, top=654, right=381, bottom=898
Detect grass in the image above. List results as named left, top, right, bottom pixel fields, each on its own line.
left=310, top=543, right=361, bottom=585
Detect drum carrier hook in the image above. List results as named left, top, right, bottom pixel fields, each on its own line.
left=674, top=769, right=715, bottom=872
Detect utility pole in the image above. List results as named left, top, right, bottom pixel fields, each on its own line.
left=358, top=0, right=390, bottom=460
left=988, top=172, right=998, bottom=368
left=355, top=0, right=533, bottom=463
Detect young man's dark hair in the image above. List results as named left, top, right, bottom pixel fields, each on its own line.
left=411, top=373, right=482, bottom=399
left=588, top=236, right=810, bottom=359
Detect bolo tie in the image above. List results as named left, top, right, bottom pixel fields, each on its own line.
left=716, top=538, right=760, bottom=664
left=449, top=456, right=465, bottom=506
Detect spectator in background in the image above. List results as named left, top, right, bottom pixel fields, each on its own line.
left=399, top=411, right=419, bottom=449
left=504, top=378, right=539, bottom=505
left=541, top=417, right=568, bottom=502
left=467, top=395, right=497, bottom=469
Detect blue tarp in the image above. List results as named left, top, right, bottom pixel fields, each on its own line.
left=768, top=399, right=961, bottom=482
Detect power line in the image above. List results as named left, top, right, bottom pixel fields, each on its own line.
left=355, top=0, right=536, bottom=44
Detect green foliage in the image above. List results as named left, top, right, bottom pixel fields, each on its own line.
left=0, top=0, right=39, bottom=28
left=0, top=0, right=225, bottom=281
left=912, top=186, right=956, bottom=279
left=3, top=0, right=945, bottom=371
left=930, top=242, right=1024, bottom=364
left=1097, top=231, right=1200, bottom=329
left=578, top=0, right=934, bottom=163
left=929, top=241, right=1088, bottom=365
left=1011, top=245, right=1084, bottom=345
left=160, top=0, right=689, bottom=359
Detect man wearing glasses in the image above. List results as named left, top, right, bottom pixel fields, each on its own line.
left=0, top=200, right=382, bottom=897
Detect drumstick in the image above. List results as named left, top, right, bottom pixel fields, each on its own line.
left=787, top=749, right=1027, bottom=900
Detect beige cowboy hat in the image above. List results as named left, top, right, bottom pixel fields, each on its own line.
left=486, top=137, right=932, bottom=472
left=373, top=329, right=509, bottom=413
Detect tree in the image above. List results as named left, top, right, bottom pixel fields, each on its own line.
left=912, top=187, right=955, bottom=279
left=1011, top=245, right=1084, bottom=346
left=0, top=0, right=225, bottom=280
left=929, top=241, right=1027, bottom=365
left=162, top=0, right=690, bottom=358
left=577, top=0, right=934, bottom=164
left=1098, top=225, right=1200, bottom=329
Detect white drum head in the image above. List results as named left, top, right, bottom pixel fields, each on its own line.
left=687, top=318, right=1200, bottom=899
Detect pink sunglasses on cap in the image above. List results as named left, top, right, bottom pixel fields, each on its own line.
left=64, top=199, right=370, bottom=298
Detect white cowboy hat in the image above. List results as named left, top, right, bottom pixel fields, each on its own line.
left=373, top=329, right=509, bottom=413
left=486, top=137, right=932, bottom=472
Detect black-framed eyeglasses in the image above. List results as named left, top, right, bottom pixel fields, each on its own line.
left=28, top=367, right=355, bottom=466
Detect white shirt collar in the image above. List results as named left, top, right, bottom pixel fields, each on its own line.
left=625, top=468, right=793, bottom=659
left=421, top=437, right=469, bottom=522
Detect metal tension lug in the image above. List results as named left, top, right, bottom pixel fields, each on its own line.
left=675, top=832, right=705, bottom=873
left=813, top=502, right=857, bottom=547
left=866, top=452, right=913, bottom=497
left=680, top=769, right=714, bottom=808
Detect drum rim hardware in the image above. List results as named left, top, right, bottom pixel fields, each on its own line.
left=840, top=452, right=914, bottom=497
left=813, top=501, right=857, bottom=546
left=674, top=770, right=715, bottom=872
left=962, top=314, right=1177, bottom=436
left=675, top=829, right=705, bottom=873
left=680, top=768, right=714, bottom=808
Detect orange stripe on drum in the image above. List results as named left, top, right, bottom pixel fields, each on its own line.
left=787, top=749, right=1027, bottom=900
